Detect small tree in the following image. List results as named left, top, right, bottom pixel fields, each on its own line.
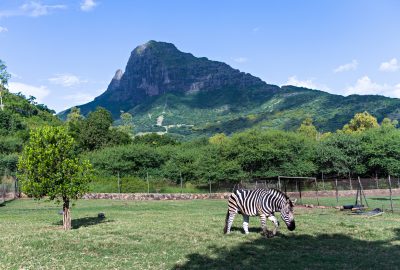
left=342, top=111, right=379, bottom=133
left=297, top=117, right=318, bottom=139
left=18, top=126, right=92, bottom=230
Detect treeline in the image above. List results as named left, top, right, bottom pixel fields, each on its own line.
left=1, top=60, right=400, bottom=191
left=85, top=111, right=400, bottom=188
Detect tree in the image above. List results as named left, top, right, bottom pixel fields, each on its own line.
left=342, top=111, right=379, bottom=133
left=79, top=107, right=114, bottom=151
left=18, top=126, right=92, bottom=230
left=0, top=60, right=11, bottom=111
left=66, top=107, right=84, bottom=145
left=118, top=111, right=134, bottom=137
left=297, top=117, right=318, bottom=139
left=0, top=60, right=10, bottom=86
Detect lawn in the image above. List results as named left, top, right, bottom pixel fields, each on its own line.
left=1, top=199, right=400, bottom=269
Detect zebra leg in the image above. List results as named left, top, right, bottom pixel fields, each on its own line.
left=224, top=212, right=236, bottom=234
left=259, top=214, right=269, bottom=236
left=268, top=215, right=280, bottom=236
left=242, top=215, right=250, bottom=234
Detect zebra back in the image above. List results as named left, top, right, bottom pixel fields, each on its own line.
left=228, top=188, right=289, bottom=216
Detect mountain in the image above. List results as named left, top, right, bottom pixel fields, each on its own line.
left=59, top=40, right=400, bottom=137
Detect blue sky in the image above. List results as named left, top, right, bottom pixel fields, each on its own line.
left=1, top=0, right=400, bottom=112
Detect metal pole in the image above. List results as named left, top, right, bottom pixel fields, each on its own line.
left=335, top=178, right=339, bottom=204
left=388, top=175, right=394, bottom=213
left=299, top=180, right=302, bottom=204
left=117, top=171, right=121, bottom=193
left=314, top=178, right=319, bottom=206
left=358, top=176, right=369, bottom=208
left=147, top=172, right=149, bottom=194
left=349, top=172, right=353, bottom=190
left=180, top=172, right=183, bottom=194
left=278, top=176, right=281, bottom=190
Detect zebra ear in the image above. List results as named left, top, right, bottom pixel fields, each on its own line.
left=290, top=199, right=297, bottom=205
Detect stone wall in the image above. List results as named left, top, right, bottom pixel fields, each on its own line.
left=82, top=188, right=400, bottom=201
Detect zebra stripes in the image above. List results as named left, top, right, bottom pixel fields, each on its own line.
left=224, top=188, right=295, bottom=237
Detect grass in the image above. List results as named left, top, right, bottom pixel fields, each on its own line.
left=1, top=199, right=400, bottom=269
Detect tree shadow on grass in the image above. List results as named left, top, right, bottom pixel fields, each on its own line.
left=53, top=216, right=114, bottom=229
left=174, top=228, right=400, bottom=270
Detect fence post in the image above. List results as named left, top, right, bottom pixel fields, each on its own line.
left=278, top=176, right=281, bottom=190
left=349, top=173, right=353, bottom=190
left=335, top=178, right=338, bottom=204
left=209, top=180, right=211, bottom=194
left=388, top=175, right=394, bottom=213
left=147, top=172, right=149, bottom=194
left=314, top=178, right=319, bottom=206
left=117, top=171, right=121, bottom=193
left=180, top=172, right=183, bottom=194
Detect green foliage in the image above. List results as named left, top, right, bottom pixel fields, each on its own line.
left=297, top=117, right=318, bottom=139
left=0, top=59, right=11, bottom=86
left=117, top=111, right=134, bottom=136
left=18, top=126, right=92, bottom=201
left=77, top=107, right=132, bottom=151
left=341, top=111, right=379, bottom=133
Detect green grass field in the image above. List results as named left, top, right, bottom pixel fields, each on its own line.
left=1, top=199, right=400, bottom=270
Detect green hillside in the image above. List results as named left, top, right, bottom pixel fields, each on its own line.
left=58, top=41, right=400, bottom=138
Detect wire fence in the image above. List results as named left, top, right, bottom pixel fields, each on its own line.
left=0, top=176, right=18, bottom=204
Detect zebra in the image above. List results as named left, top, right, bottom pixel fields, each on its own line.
left=223, top=188, right=296, bottom=237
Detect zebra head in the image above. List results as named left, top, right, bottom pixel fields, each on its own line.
left=280, top=198, right=295, bottom=231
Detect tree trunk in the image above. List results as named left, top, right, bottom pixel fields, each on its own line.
left=63, top=198, right=71, bottom=230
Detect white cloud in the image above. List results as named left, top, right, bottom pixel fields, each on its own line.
left=0, top=26, right=8, bottom=33
left=233, top=57, right=248, bottom=63
left=379, top=58, right=399, bottom=72
left=8, top=82, right=50, bottom=103
left=284, top=76, right=330, bottom=91
left=21, top=1, right=67, bottom=17
left=345, top=76, right=400, bottom=98
left=0, top=1, right=66, bottom=18
left=48, top=74, right=87, bottom=87
left=333, top=60, right=358, bottom=73
left=80, top=0, right=97, bottom=11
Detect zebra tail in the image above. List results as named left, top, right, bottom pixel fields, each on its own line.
left=223, top=210, right=230, bottom=234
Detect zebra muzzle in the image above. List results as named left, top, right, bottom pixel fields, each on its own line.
left=287, top=221, right=295, bottom=231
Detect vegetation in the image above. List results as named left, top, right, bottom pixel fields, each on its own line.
left=1, top=199, right=399, bottom=269
left=0, top=61, right=61, bottom=178
left=17, top=126, right=92, bottom=230
left=1, top=59, right=400, bottom=193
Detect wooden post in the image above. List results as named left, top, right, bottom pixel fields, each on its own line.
left=117, top=171, right=121, bottom=193
left=335, top=178, right=339, bottom=204
left=322, top=172, right=325, bottom=190
left=278, top=176, right=281, bottom=190
left=209, top=180, right=211, bottom=194
left=388, top=175, right=394, bottom=213
left=147, top=172, right=149, bottom=194
left=314, top=178, right=320, bottom=206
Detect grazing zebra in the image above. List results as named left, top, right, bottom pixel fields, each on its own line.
left=223, top=188, right=296, bottom=237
